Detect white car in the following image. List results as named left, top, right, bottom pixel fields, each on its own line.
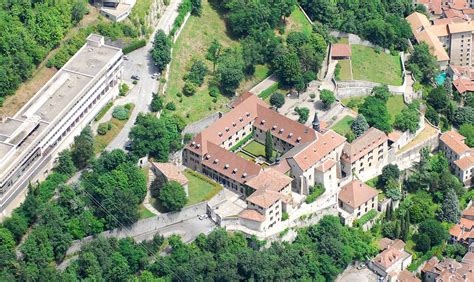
left=151, top=73, right=160, bottom=79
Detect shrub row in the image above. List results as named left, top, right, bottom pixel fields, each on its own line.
left=123, top=39, right=147, bottom=54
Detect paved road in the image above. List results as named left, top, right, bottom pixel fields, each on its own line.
left=106, top=0, right=183, bottom=151
left=249, top=73, right=278, bottom=95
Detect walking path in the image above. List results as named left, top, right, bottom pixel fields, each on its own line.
left=249, top=73, right=278, bottom=95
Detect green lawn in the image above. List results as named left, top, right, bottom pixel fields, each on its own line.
left=184, top=169, right=223, bottom=205
left=242, top=140, right=277, bottom=158
left=165, top=0, right=236, bottom=123
left=284, top=8, right=313, bottom=37
left=236, top=151, right=255, bottom=161
left=337, top=37, right=349, bottom=44
left=94, top=104, right=135, bottom=154
left=337, top=59, right=352, bottom=81
left=341, top=95, right=406, bottom=124
left=331, top=115, right=354, bottom=136
left=138, top=204, right=155, bottom=219
left=351, top=45, right=403, bottom=86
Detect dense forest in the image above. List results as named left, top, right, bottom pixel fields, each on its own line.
left=0, top=0, right=90, bottom=104
left=299, top=0, right=413, bottom=51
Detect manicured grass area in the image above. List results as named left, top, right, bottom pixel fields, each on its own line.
left=365, top=176, right=380, bottom=189
left=184, top=169, right=223, bottom=205
left=337, top=37, right=349, bottom=44
left=386, top=95, right=407, bottom=123
left=341, top=96, right=406, bottom=124
left=165, top=0, right=236, bottom=123
left=138, top=204, right=155, bottom=219
left=284, top=7, right=313, bottom=37
left=337, top=59, right=352, bottom=81
left=242, top=140, right=277, bottom=158
left=351, top=45, right=403, bottom=86
left=236, top=151, right=255, bottom=161
left=331, top=115, right=354, bottom=136
left=237, top=64, right=270, bottom=94
left=94, top=104, right=135, bottom=154
left=130, top=0, right=153, bottom=24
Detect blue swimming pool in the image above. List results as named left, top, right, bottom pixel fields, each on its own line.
left=436, top=72, right=447, bottom=85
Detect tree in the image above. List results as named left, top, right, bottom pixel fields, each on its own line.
left=265, top=130, right=273, bottom=161
left=269, top=93, right=285, bottom=109
left=182, top=81, right=197, bottom=96
left=320, top=90, right=336, bottom=109
left=151, top=30, right=171, bottom=72
left=438, top=189, right=460, bottom=223
left=418, top=219, right=448, bottom=246
left=72, top=0, right=88, bottom=24
left=272, top=48, right=303, bottom=87
left=427, top=87, right=449, bottom=112
left=190, top=0, right=202, bottom=16
left=459, top=123, right=474, bottom=147
left=465, top=92, right=474, bottom=108
left=425, top=106, right=439, bottom=126
left=345, top=131, right=355, bottom=143
left=415, top=234, right=431, bottom=253
left=184, top=60, right=208, bottom=86
left=150, top=94, right=163, bottom=112
left=453, top=106, right=474, bottom=127
left=380, top=164, right=400, bottom=186
left=394, top=103, right=420, bottom=133
left=406, top=191, right=437, bottom=224
left=72, top=126, right=94, bottom=169
left=55, top=150, right=76, bottom=175
left=372, top=85, right=390, bottom=102
left=159, top=181, right=187, bottom=212
left=351, top=115, right=369, bottom=137
left=407, top=43, right=438, bottom=84
left=385, top=179, right=402, bottom=201
left=206, top=39, right=221, bottom=73
left=215, top=49, right=245, bottom=95
left=359, top=96, right=392, bottom=133
left=295, top=107, right=309, bottom=123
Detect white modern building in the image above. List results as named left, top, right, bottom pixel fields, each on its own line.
left=0, top=34, right=123, bottom=218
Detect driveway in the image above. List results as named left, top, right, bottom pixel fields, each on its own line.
left=105, top=0, right=183, bottom=151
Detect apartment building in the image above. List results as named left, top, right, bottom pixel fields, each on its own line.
left=368, top=238, right=413, bottom=281
left=449, top=204, right=474, bottom=244
left=439, top=130, right=474, bottom=185
left=0, top=34, right=123, bottom=217
left=340, top=127, right=389, bottom=181
left=406, top=12, right=474, bottom=68
left=337, top=179, right=379, bottom=227
left=422, top=244, right=474, bottom=281
left=183, top=93, right=345, bottom=232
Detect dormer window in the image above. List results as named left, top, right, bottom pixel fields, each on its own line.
left=225, top=127, right=229, bottom=132
left=214, top=159, right=219, bottom=164
left=224, top=164, right=229, bottom=169
left=261, top=119, right=266, bottom=125
left=196, top=144, right=200, bottom=148
left=246, top=112, right=250, bottom=117
left=272, top=125, right=277, bottom=130
left=232, top=122, right=236, bottom=127
left=218, top=132, right=223, bottom=137
left=288, top=133, right=293, bottom=139
left=192, top=141, right=196, bottom=146
left=239, top=117, right=243, bottom=122
left=297, top=137, right=302, bottom=143
left=279, top=128, right=284, bottom=134
left=205, top=154, right=211, bottom=160
left=242, top=173, right=247, bottom=178
left=232, top=168, right=238, bottom=174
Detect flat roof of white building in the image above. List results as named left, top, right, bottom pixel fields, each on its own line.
left=0, top=34, right=122, bottom=181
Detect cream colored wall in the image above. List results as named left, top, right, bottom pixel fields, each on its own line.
left=449, top=31, right=472, bottom=67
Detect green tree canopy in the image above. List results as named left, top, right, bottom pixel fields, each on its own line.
left=351, top=114, right=369, bottom=138
left=320, top=89, right=336, bottom=109
left=71, top=126, right=94, bottom=169
left=159, top=181, right=187, bottom=212
left=151, top=30, right=171, bottom=72
left=269, top=92, right=285, bottom=109
left=359, top=96, right=392, bottom=133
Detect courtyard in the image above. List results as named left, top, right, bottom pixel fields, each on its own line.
left=331, top=115, right=355, bottom=137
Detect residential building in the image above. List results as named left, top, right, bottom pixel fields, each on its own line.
left=422, top=244, right=474, bottom=281
left=368, top=238, right=413, bottom=280
left=448, top=64, right=474, bottom=93
left=182, top=93, right=345, bottom=232
left=100, top=0, right=136, bottom=22
left=449, top=204, right=474, bottom=244
left=151, top=162, right=189, bottom=196
left=337, top=179, right=379, bottom=226
left=439, top=130, right=474, bottom=186
left=0, top=34, right=123, bottom=217
left=340, top=127, right=389, bottom=181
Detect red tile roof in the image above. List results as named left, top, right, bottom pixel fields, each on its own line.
left=342, top=127, right=387, bottom=163
left=239, top=209, right=265, bottom=222
left=151, top=162, right=188, bottom=186
left=316, top=159, right=336, bottom=172
left=246, top=168, right=292, bottom=192
left=292, top=130, right=345, bottom=171
left=440, top=130, right=470, bottom=155
left=246, top=188, right=281, bottom=209
left=338, top=179, right=379, bottom=209
left=453, top=78, right=474, bottom=94
left=331, top=44, right=352, bottom=57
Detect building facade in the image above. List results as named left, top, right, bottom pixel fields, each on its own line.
left=337, top=179, right=379, bottom=226
left=0, top=34, right=123, bottom=217
left=439, top=130, right=474, bottom=186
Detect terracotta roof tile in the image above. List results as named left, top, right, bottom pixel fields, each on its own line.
left=239, top=209, right=265, bottom=222
left=454, top=155, right=474, bottom=171
left=342, top=127, right=387, bottom=163
left=397, top=270, right=421, bottom=282
left=246, top=168, right=292, bottom=192
left=246, top=188, right=281, bottom=208
left=374, top=248, right=404, bottom=270
left=151, top=162, right=188, bottom=186
left=331, top=44, right=352, bottom=57
left=338, top=179, right=379, bottom=209
left=316, top=159, right=336, bottom=172
left=440, top=130, right=470, bottom=155
left=292, top=130, right=345, bottom=171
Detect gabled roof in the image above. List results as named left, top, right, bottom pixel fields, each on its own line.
left=338, top=179, right=379, bottom=209
left=331, top=43, right=352, bottom=57
left=454, top=155, right=474, bottom=171
left=246, top=168, right=292, bottom=192
left=246, top=188, right=281, bottom=209
left=440, top=130, right=470, bottom=155
left=151, top=162, right=188, bottom=186
left=342, top=127, right=387, bottom=163
left=292, top=130, right=345, bottom=171
left=239, top=209, right=265, bottom=222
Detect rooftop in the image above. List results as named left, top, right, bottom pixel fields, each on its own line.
left=342, top=127, right=387, bottom=163
left=338, top=179, right=379, bottom=209
left=331, top=43, right=352, bottom=57
left=440, top=130, right=470, bottom=155
left=151, top=162, right=188, bottom=186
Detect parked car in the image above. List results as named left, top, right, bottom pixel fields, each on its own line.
left=123, top=55, right=129, bottom=60
left=151, top=73, right=160, bottom=79
left=131, top=75, right=140, bottom=80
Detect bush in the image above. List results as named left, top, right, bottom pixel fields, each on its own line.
left=305, top=184, right=325, bottom=204
left=150, top=95, right=163, bottom=112
left=97, top=123, right=110, bottom=135
left=112, top=106, right=130, bottom=120
left=320, top=89, right=336, bottom=109
left=184, top=60, right=208, bottom=86
left=209, top=86, right=219, bottom=98
left=119, top=83, right=129, bottom=96
left=334, top=63, right=341, bottom=81
left=123, top=39, right=146, bottom=54
left=282, top=212, right=289, bottom=221
left=309, top=93, right=316, bottom=99
left=415, top=234, right=431, bottom=253
left=182, top=81, right=197, bottom=96
left=295, top=107, right=309, bottom=124
left=124, top=103, right=133, bottom=111
left=269, top=92, right=285, bottom=109
left=95, top=102, right=113, bottom=121
left=354, top=209, right=378, bottom=227
left=165, top=102, right=176, bottom=111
